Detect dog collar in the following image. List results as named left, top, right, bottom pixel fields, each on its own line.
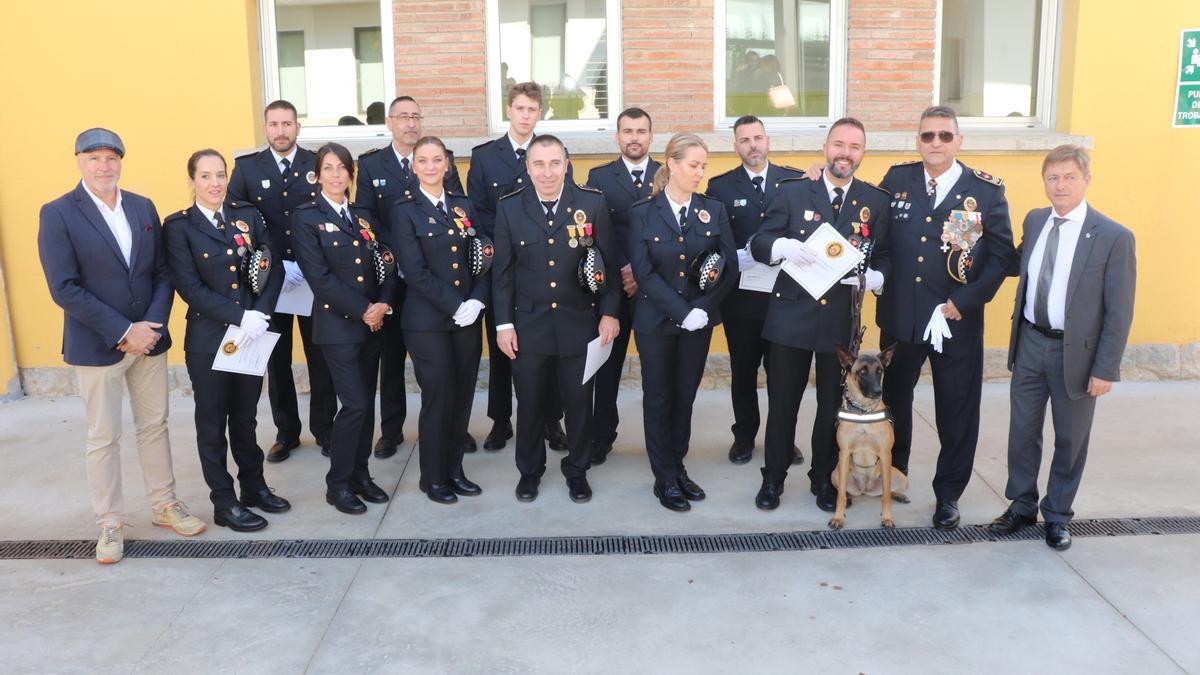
left=837, top=409, right=891, bottom=424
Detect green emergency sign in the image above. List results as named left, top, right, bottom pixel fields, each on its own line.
left=1174, top=29, right=1200, bottom=127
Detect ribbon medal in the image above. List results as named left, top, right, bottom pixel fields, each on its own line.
left=582, top=223, right=594, bottom=248
left=567, top=225, right=579, bottom=248
left=234, top=220, right=250, bottom=233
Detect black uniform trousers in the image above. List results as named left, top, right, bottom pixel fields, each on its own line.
left=322, top=332, right=384, bottom=491
left=268, top=311, right=336, bottom=447
left=724, top=314, right=770, bottom=445
left=511, top=351, right=592, bottom=480
left=762, top=343, right=841, bottom=485
left=485, top=307, right=563, bottom=425
left=184, top=353, right=268, bottom=509
left=378, top=288, right=407, bottom=444
left=590, top=294, right=634, bottom=447
left=635, top=328, right=713, bottom=485
left=406, top=326, right=482, bottom=485
left=881, top=331, right=984, bottom=501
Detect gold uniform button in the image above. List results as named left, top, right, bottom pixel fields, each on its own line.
left=256, top=196, right=262, bottom=201
left=451, top=246, right=458, bottom=252
left=550, top=281, right=557, bottom=288
left=551, top=302, right=558, bottom=309
left=285, top=229, right=291, bottom=235
left=517, top=178, right=523, bottom=184
left=226, top=248, right=234, bottom=255
left=356, top=276, right=364, bottom=282
left=323, top=304, right=330, bottom=309
left=800, top=230, right=807, bottom=235
left=202, top=253, right=209, bottom=259
left=775, top=292, right=781, bottom=298
left=454, top=280, right=461, bottom=286
left=916, top=276, right=923, bottom=283
left=284, top=210, right=290, bottom=217
left=679, top=254, right=686, bottom=260
left=333, top=241, right=339, bottom=246
left=679, top=272, right=685, bottom=278
left=920, top=236, right=928, bottom=242
left=548, top=238, right=555, bottom=245
left=282, top=191, right=288, bottom=197
left=918, top=256, right=925, bottom=262
left=925, top=216, right=933, bottom=223
left=355, top=258, right=362, bottom=264
left=548, top=260, right=555, bottom=267
left=452, top=263, right=460, bottom=270
left=231, top=283, right=238, bottom=289
left=286, top=249, right=293, bottom=255
left=678, top=236, right=684, bottom=243
left=229, top=265, right=237, bottom=272
left=820, top=298, right=828, bottom=305
left=353, top=241, right=360, bottom=247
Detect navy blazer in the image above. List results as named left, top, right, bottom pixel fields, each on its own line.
left=38, top=184, right=173, bottom=366
left=584, top=157, right=660, bottom=268
left=390, top=192, right=490, bottom=332
left=629, top=192, right=738, bottom=336
left=465, top=134, right=573, bottom=238
left=706, top=163, right=805, bottom=320
left=878, top=160, right=1017, bottom=343
left=750, top=177, right=892, bottom=353
left=228, top=147, right=319, bottom=261
left=356, top=145, right=464, bottom=234
left=164, top=201, right=284, bottom=354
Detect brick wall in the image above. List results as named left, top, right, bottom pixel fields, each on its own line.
left=393, top=0, right=489, bottom=136
left=845, top=0, right=937, bottom=130
left=620, top=0, right=716, bottom=132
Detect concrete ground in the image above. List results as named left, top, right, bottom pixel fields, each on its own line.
left=0, top=381, right=1197, bottom=674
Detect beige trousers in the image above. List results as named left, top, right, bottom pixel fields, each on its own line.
left=74, top=352, right=177, bottom=527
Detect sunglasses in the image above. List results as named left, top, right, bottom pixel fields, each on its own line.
left=919, top=131, right=957, bottom=143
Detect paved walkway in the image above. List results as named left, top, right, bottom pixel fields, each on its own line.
left=1, top=382, right=1197, bottom=673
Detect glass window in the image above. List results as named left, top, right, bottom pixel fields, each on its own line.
left=939, top=0, right=1047, bottom=119
left=490, top=0, right=621, bottom=129
left=722, top=0, right=834, bottom=119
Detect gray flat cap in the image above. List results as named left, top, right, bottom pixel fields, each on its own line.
left=75, top=128, right=126, bottom=158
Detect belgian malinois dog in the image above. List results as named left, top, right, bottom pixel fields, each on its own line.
left=829, top=344, right=907, bottom=529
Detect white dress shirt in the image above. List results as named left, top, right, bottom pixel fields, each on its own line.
left=744, top=163, right=770, bottom=186
left=822, top=174, right=854, bottom=206
left=508, top=134, right=532, bottom=156
left=1023, top=199, right=1088, bottom=330
left=924, top=161, right=963, bottom=209
left=393, top=145, right=413, bottom=173
left=81, top=181, right=132, bottom=265
left=622, top=156, right=650, bottom=183
left=321, top=191, right=351, bottom=222
left=421, top=186, right=446, bottom=211
left=665, top=193, right=692, bottom=229
left=194, top=202, right=225, bottom=229
left=271, top=147, right=298, bottom=175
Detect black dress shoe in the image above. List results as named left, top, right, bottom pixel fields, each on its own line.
left=933, top=500, right=960, bottom=530
left=419, top=480, right=458, bottom=504
left=545, top=421, right=568, bottom=452
left=448, top=469, right=482, bottom=496
left=326, top=488, right=367, bottom=514
left=240, top=487, right=291, bottom=513
left=484, top=420, right=513, bottom=451
left=791, top=445, right=805, bottom=465
left=320, top=444, right=331, bottom=458
left=813, top=481, right=844, bottom=513
left=266, top=439, right=299, bottom=463
left=756, top=480, right=783, bottom=510
left=590, top=441, right=614, bottom=465
left=214, top=505, right=268, bottom=532
left=351, top=479, right=390, bottom=504
left=677, top=472, right=706, bottom=501
left=566, top=476, right=592, bottom=503
left=728, top=439, right=753, bottom=465
left=988, top=507, right=1036, bottom=535
left=373, top=437, right=399, bottom=459
left=515, top=476, right=540, bottom=502
left=316, top=436, right=330, bottom=458
left=1045, top=522, right=1072, bottom=550
left=461, top=433, right=479, bottom=454
left=654, top=481, right=691, bottom=512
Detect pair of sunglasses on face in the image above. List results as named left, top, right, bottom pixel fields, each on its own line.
left=919, top=130, right=957, bottom=143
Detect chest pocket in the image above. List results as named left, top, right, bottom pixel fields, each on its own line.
left=513, top=228, right=542, bottom=268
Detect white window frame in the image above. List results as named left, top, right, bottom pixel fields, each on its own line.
left=485, top=0, right=624, bottom=134
left=257, top=0, right=396, bottom=141
left=713, top=0, right=848, bottom=130
left=932, top=0, right=1060, bottom=129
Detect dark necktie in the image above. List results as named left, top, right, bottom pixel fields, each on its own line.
left=435, top=200, right=446, bottom=216
left=831, top=186, right=844, bottom=215
left=401, top=157, right=411, bottom=178
left=927, top=178, right=938, bottom=210
left=280, top=157, right=291, bottom=176
left=678, top=205, right=688, bottom=231
left=752, top=175, right=765, bottom=202
left=213, top=211, right=226, bottom=231
left=1033, top=217, right=1068, bottom=327
left=632, top=169, right=644, bottom=189
left=341, top=207, right=354, bottom=228
left=541, top=200, right=557, bottom=222
left=516, top=147, right=527, bottom=162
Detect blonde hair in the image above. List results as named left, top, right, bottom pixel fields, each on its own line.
left=1042, top=144, right=1091, bottom=178
left=651, top=133, right=709, bottom=196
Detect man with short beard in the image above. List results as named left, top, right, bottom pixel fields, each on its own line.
left=749, top=117, right=891, bottom=512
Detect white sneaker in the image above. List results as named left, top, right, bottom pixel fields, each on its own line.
left=96, top=526, right=124, bottom=564
left=152, top=500, right=207, bottom=537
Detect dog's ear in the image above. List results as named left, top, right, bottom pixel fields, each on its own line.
left=879, top=344, right=896, bottom=368
left=836, top=344, right=855, bottom=369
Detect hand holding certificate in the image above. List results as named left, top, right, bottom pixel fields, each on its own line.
left=582, top=336, right=614, bottom=384
left=212, top=326, right=281, bottom=377
left=781, top=223, right=864, bottom=300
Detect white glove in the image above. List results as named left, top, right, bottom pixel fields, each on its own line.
left=680, top=308, right=709, bottom=332
left=239, top=310, right=271, bottom=343
left=452, top=299, right=485, bottom=327
left=922, top=304, right=954, bottom=354
left=772, top=238, right=819, bottom=266
left=736, top=248, right=755, bottom=271
left=282, top=260, right=305, bottom=289
left=840, top=268, right=884, bottom=294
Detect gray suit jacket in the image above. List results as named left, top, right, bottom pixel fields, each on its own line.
left=1008, top=205, right=1136, bottom=399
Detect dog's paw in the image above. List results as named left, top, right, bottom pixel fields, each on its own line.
left=828, top=516, right=845, bottom=530
left=890, top=492, right=910, bottom=504
left=881, top=517, right=895, bottom=529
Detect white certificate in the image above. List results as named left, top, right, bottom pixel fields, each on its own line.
left=738, top=262, right=781, bottom=293
left=582, top=336, right=614, bottom=385
left=781, top=223, right=864, bottom=301
left=211, top=328, right=281, bottom=377
left=274, top=279, right=314, bottom=316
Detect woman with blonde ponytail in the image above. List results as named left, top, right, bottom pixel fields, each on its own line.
left=628, top=133, right=738, bottom=512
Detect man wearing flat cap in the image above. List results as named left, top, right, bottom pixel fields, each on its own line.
left=38, top=128, right=206, bottom=565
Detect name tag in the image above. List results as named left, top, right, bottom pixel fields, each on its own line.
left=260, top=179, right=271, bottom=189
left=733, top=199, right=747, bottom=208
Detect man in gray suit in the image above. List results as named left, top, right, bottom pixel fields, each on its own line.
left=988, top=145, right=1136, bottom=550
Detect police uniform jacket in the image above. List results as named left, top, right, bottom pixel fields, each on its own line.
left=750, top=177, right=892, bottom=353
left=390, top=191, right=490, bottom=332
left=706, top=163, right=805, bottom=320
left=878, top=160, right=1016, bottom=343
left=629, top=192, right=738, bottom=336
left=355, top=145, right=464, bottom=233
left=466, top=134, right=573, bottom=238
left=164, top=201, right=283, bottom=354
left=492, top=183, right=619, bottom=356
left=228, top=147, right=319, bottom=261
left=291, top=198, right=398, bottom=345
left=584, top=157, right=660, bottom=268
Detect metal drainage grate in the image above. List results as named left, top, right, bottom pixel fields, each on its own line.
left=2, top=516, right=1198, bottom=561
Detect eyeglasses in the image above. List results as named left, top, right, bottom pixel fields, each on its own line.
left=919, top=131, right=957, bottom=144
left=389, top=114, right=424, bottom=122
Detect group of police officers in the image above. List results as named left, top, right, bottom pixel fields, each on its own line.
left=143, top=81, right=1019, bottom=529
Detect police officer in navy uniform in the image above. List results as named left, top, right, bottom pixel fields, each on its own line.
left=706, top=115, right=805, bottom=466
left=583, top=107, right=660, bottom=465
left=630, top=133, right=738, bottom=512
left=467, top=81, right=570, bottom=453
left=292, top=143, right=399, bottom=515
left=228, top=100, right=336, bottom=462
left=492, top=135, right=621, bottom=504
left=389, top=136, right=487, bottom=504
left=165, top=149, right=291, bottom=531
left=751, top=117, right=892, bottom=512
left=356, top=96, right=466, bottom=459
left=876, top=106, right=1017, bottom=529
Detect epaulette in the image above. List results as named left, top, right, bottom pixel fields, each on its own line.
left=227, top=200, right=245, bottom=209
left=776, top=176, right=808, bottom=187
left=777, top=165, right=807, bottom=175
left=972, top=169, right=1003, bottom=186
left=575, top=183, right=602, bottom=194
left=708, top=166, right=739, bottom=181
left=164, top=209, right=190, bottom=224
left=860, top=180, right=891, bottom=197
left=472, top=139, right=494, bottom=152
left=234, top=149, right=260, bottom=160
left=892, top=159, right=922, bottom=167
left=296, top=200, right=318, bottom=210
left=499, top=186, right=526, bottom=200
left=631, top=194, right=655, bottom=208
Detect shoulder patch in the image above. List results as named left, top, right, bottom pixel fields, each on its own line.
left=973, top=169, right=1003, bottom=186
left=778, top=165, right=807, bottom=176
left=575, top=183, right=602, bottom=194
left=164, top=209, right=190, bottom=224
left=499, top=186, right=526, bottom=201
